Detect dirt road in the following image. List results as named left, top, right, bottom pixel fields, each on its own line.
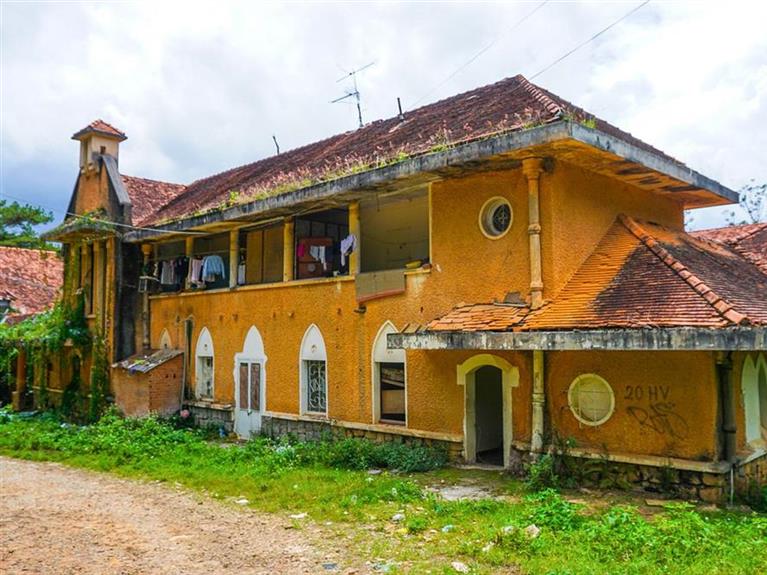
left=0, top=457, right=356, bottom=574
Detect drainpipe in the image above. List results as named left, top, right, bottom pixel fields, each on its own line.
left=531, top=349, right=545, bottom=457
left=522, top=158, right=545, bottom=310
left=716, top=351, right=736, bottom=503
left=141, top=244, right=152, bottom=351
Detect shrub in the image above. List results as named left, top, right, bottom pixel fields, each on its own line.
left=524, top=489, right=582, bottom=531
left=525, top=454, right=559, bottom=491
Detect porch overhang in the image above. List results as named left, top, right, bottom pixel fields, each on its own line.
left=388, top=327, right=767, bottom=351
left=123, top=121, right=737, bottom=243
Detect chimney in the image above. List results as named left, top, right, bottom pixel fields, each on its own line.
left=71, top=119, right=127, bottom=171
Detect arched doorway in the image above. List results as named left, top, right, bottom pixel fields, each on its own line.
left=233, top=326, right=267, bottom=438
left=458, top=354, right=518, bottom=467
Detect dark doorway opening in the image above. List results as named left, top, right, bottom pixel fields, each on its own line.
left=474, top=365, right=503, bottom=466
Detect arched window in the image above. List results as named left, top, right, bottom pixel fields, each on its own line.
left=195, top=327, right=214, bottom=399
left=299, top=325, right=327, bottom=415
left=372, top=321, right=406, bottom=424
left=743, top=354, right=767, bottom=445
left=159, top=329, right=172, bottom=350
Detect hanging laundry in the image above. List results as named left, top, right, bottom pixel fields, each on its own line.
left=202, top=254, right=226, bottom=282
left=159, top=260, right=176, bottom=285
left=309, top=245, right=327, bottom=270
left=296, top=242, right=306, bottom=258
left=237, top=262, right=246, bottom=285
left=340, top=233, right=357, bottom=267
left=188, top=257, right=204, bottom=287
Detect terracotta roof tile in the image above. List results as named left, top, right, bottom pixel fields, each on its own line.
left=72, top=119, right=127, bottom=141
left=145, top=75, right=679, bottom=225
left=423, top=217, right=767, bottom=334
left=427, top=303, right=529, bottom=332
left=0, top=247, right=63, bottom=319
left=121, top=175, right=186, bottom=227
left=693, top=222, right=767, bottom=275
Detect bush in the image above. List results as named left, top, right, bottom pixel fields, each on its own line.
left=320, top=437, right=448, bottom=472
left=525, top=454, right=559, bottom=491
left=524, top=489, right=582, bottom=531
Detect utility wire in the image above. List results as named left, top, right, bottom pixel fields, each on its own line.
left=527, top=0, right=650, bottom=83
left=412, top=0, right=550, bottom=107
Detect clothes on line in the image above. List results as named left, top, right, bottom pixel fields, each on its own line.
left=202, top=254, right=226, bottom=282
left=309, top=245, right=327, bottom=270
left=340, top=234, right=357, bottom=267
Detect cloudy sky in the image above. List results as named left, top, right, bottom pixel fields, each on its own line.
left=1, top=0, right=765, bottom=231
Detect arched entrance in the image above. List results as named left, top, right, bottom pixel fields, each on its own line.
left=458, top=354, right=518, bottom=467
left=233, top=326, right=267, bottom=438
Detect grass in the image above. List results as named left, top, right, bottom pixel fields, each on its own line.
left=1, top=410, right=765, bottom=575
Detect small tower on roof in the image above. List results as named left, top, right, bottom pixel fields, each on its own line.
left=72, top=119, right=127, bottom=171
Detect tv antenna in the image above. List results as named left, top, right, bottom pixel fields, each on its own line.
left=331, top=61, right=375, bottom=129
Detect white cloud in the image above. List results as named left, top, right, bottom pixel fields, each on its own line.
left=1, top=0, right=764, bottom=229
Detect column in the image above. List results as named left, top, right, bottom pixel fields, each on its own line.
left=348, top=201, right=361, bottom=275
left=283, top=218, right=294, bottom=282
left=530, top=349, right=545, bottom=456
left=141, top=244, right=152, bottom=351
left=229, top=229, right=239, bottom=288
left=522, top=158, right=545, bottom=310
left=12, top=349, right=26, bottom=411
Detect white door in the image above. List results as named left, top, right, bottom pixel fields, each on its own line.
left=234, top=360, right=262, bottom=438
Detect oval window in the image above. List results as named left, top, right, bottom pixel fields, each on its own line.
left=479, top=197, right=513, bottom=238
left=568, top=374, right=615, bottom=426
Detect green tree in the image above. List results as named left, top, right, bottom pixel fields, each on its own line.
left=725, top=180, right=766, bottom=225
left=0, top=200, right=54, bottom=248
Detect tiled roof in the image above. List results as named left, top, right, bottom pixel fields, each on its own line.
left=0, top=247, right=63, bottom=319
left=693, top=222, right=767, bottom=274
left=72, top=119, right=127, bottom=141
left=145, top=75, right=678, bottom=225
left=121, top=175, right=186, bottom=227
left=427, top=303, right=529, bottom=332
left=424, top=217, right=767, bottom=333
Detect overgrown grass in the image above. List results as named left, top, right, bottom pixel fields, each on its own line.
left=1, top=410, right=765, bottom=574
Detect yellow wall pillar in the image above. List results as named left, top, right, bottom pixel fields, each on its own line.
left=229, top=229, right=239, bottom=288
left=348, top=201, right=361, bottom=275
left=80, top=243, right=91, bottom=313
left=531, top=349, right=545, bottom=456
left=283, top=218, right=295, bottom=282
left=523, top=158, right=545, bottom=310
left=184, top=236, right=194, bottom=289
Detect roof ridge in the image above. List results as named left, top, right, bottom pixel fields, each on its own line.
left=618, top=214, right=748, bottom=325
left=514, top=75, right=563, bottom=117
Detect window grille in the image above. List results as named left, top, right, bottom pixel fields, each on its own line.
left=304, top=360, right=327, bottom=413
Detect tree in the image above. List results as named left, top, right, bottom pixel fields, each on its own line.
left=0, top=200, right=53, bottom=248
left=725, top=180, right=766, bottom=225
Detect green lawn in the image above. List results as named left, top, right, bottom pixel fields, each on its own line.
left=1, top=410, right=765, bottom=575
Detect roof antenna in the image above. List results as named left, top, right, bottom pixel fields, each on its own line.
left=397, top=97, right=405, bottom=121
left=272, top=134, right=280, bottom=155
left=331, top=61, right=375, bottom=129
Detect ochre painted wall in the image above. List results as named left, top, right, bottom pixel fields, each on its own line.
left=541, top=160, right=685, bottom=302
left=545, top=351, right=718, bottom=461
left=147, top=164, right=699, bottom=452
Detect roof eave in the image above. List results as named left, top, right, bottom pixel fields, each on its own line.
left=124, top=121, right=737, bottom=243
left=389, top=326, right=767, bottom=351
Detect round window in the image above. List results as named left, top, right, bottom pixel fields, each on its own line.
left=568, top=374, right=615, bottom=426
left=479, top=197, right=513, bottom=238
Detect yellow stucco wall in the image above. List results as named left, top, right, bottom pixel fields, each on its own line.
left=542, top=160, right=685, bottom=301
left=137, top=159, right=728, bottom=464
left=545, top=351, right=718, bottom=461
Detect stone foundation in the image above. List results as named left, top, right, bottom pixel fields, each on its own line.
left=184, top=401, right=234, bottom=433
left=261, top=415, right=463, bottom=459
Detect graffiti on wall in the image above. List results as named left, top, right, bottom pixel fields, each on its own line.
left=624, top=385, right=689, bottom=440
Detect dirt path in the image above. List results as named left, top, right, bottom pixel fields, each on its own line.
left=0, top=457, right=358, bottom=575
